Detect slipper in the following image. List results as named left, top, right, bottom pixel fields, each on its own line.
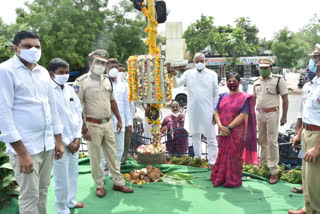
left=291, top=187, right=303, bottom=194
left=74, top=202, right=86, bottom=208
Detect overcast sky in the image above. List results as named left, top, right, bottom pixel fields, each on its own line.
left=1, top=0, right=319, bottom=40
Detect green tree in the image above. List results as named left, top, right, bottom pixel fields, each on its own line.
left=183, top=15, right=215, bottom=57
left=295, top=13, right=320, bottom=67
left=98, top=0, right=148, bottom=64
left=271, top=28, right=305, bottom=68
left=210, top=17, right=260, bottom=69
left=0, top=36, right=14, bottom=63
left=183, top=15, right=260, bottom=67
left=15, top=0, right=109, bottom=71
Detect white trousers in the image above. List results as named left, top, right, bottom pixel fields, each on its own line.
left=191, top=132, right=218, bottom=165
left=100, top=131, right=125, bottom=178
left=53, top=146, right=78, bottom=214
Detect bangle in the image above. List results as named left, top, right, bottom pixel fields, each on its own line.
left=226, top=125, right=232, bottom=131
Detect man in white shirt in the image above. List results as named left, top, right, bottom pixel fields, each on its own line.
left=0, top=30, right=64, bottom=214
left=108, top=66, right=133, bottom=168
left=289, top=45, right=320, bottom=214
left=171, top=53, right=219, bottom=169
left=118, top=64, right=135, bottom=164
left=100, top=60, right=133, bottom=177
left=48, top=58, right=85, bottom=214
left=291, top=72, right=315, bottom=194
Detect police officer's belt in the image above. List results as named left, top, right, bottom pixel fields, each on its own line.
left=257, top=107, right=279, bottom=113
left=303, top=123, right=320, bottom=131
left=86, top=117, right=111, bottom=124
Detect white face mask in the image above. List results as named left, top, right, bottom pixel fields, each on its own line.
left=195, top=62, right=205, bottom=71
left=54, top=74, right=69, bottom=86
left=92, top=64, right=105, bottom=75
left=18, top=47, right=41, bottom=64
left=109, top=68, right=119, bottom=78
left=172, top=111, right=181, bottom=117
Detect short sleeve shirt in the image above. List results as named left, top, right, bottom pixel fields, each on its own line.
left=253, top=74, right=288, bottom=109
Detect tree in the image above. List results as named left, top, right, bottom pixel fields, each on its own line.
left=98, top=0, right=148, bottom=64
left=183, top=15, right=215, bottom=57
left=271, top=28, right=305, bottom=68
left=0, top=36, right=14, bottom=63
left=14, top=0, right=147, bottom=70
left=183, top=15, right=260, bottom=67
left=15, top=0, right=109, bottom=70
left=295, top=13, right=320, bottom=67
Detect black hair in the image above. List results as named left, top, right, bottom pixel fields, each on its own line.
left=13, top=30, right=41, bottom=46
left=106, top=58, right=119, bottom=66
left=119, top=64, right=126, bottom=68
left=226, top=72, right=241, bottom=82
left=48, top=58, right=69, bottom=72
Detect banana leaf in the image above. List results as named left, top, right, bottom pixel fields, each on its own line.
left=0, top=162, right=13, bottom=170
left=5, top=185, right=20, bottom=196
left=0, top=171, right=16, bottom=189
left=161, top=172, right=200, bottom=187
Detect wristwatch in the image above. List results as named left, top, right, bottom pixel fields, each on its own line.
left=226, top=125, right=232, bottom=131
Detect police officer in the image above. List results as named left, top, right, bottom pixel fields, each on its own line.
left=288, top=44, right=320, bottom=214
left=74, top=49, right=133, bottom=197
left=253, top=58, right=289, bottom=184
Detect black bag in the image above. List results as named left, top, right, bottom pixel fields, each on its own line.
left=155, top=0, right=167, bottom=23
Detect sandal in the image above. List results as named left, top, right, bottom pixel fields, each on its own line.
left=291, top=187, right=303, bottom=194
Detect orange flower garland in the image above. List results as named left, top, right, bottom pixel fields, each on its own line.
left=141, top=4, right=160, bottom=54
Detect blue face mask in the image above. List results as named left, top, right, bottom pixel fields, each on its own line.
left=309, top=59, right=317, bottom=73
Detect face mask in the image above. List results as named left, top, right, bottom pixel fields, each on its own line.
left=54, top=74, right=69, bottom=85
left=18, top=47, right=41, bottom=64
left=195, top=62, right=205, bottom=71
left=172, top=111, right=181, bottom=117
left=259, top=69, right=271, bottom=78
left=227, top=82, right=239, bottom=91
left=92, top=64, right=105, bottom=75
left=309, top=59, right=317, bottom=73
left=109, top=68, right=119, bottom=78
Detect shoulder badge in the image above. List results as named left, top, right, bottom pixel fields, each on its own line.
left=73, top=86, right=80, bottom=94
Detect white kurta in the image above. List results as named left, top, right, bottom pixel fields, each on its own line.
left=174, top=68, right=219, bottom=136
left=111, top=80, right=133, bottom=132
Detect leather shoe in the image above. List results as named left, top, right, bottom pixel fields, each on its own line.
left=113, top=184, right=134, bottom=193
left=288, top=208, right=306, bottom=214
left=96, top=188, right=105, bottom=198
left=269, top=174, right=279, bottom=184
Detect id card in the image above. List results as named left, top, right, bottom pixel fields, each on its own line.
left=298, top=150, right=306, bottom=159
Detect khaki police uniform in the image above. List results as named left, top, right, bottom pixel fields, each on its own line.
left=74, top=72, right=125, bottom=188
left=253, top=74, right=288, bottom=175
left=299, top=45, right=320, bottom=213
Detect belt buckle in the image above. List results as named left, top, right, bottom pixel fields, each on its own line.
left=101, top=119, right=106, bottom=124
left=303, top=123, right=308, bottom=130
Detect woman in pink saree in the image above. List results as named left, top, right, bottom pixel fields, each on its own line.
left=211, top=72, right=258, bottom=188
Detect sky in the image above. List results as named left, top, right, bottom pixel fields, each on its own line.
left=0, top=0, right=319, bottom=40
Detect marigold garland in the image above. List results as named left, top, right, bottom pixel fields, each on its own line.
left=141, top=4, right=160, bottom=54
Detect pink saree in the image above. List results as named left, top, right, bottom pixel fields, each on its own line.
left=210, top=92, right=258, bottom=188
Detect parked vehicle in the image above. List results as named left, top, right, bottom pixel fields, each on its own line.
left=298, top=73, right=307, bottom=89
